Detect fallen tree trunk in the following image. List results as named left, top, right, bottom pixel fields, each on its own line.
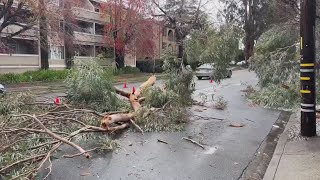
left=100, top=113, right=134, bottom=129
left=100, top=75, right=156, bottom=130
left=134, top=75, right=156, bottom=97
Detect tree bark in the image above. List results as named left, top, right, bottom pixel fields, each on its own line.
left=243, top=0, right=255, bottom=63
left=63, top=1, right=75, bottom=69
left=115, top=50, right=125, bottom=69
left=39, top=0, right=49, bottom=70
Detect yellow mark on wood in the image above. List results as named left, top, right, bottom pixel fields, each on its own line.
left=301, top=63, right=315, bottom=67
left=300, top=77, right=311, bottom=81
left=300, top=90, right=311, bottom=94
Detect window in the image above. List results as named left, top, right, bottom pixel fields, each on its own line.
left=162, top=42, right=167, bottom=50
left=95, top=23, right=104, bottom=35
left=75, top=45, right=94, bottom=57
left=74, top=20, right=94, bottom=34
left=59, top=20, right=64, bottom=32
left=49, top=46, right=64, bottom=59
left=168, top=30, right=174, bottom=41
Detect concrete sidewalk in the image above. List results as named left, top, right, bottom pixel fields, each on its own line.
left=263, top=112, right=320, bottom=180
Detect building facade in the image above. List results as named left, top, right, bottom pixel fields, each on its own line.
left=0, top=0, right=117, bottom=73
left=0, top=0, right=176, bottom=74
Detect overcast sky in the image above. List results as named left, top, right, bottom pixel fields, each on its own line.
left=203, top=0, right=224, bottom=23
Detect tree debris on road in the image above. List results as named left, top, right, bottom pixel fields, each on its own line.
left=182, top=137, right=205, bottom=149
left=229, top=123, right=245, bottom=128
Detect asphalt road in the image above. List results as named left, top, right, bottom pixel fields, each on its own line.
left=39, top=70, right=281, bottom=180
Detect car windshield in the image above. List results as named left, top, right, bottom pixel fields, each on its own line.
left=198, top=64, right=214, bottom=69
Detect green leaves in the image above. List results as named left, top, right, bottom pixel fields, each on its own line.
left=64, top=61, right=122, bottom=112
left=249, top=25, right=299, bottom=87
left=186, top=25, right=240, bottom=82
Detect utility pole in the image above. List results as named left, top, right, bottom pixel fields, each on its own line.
left=300, top=0, right=317, bottom=137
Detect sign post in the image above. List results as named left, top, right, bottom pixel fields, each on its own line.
left=300, top=0, right=317, bottom=137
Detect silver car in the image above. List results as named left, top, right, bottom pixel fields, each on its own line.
left=195, top=63, right=232, bottom=80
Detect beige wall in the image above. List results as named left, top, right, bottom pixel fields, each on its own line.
left=0, top=55, right=68, bottom=73
left=125, top=53, right=136, bottom=67
left=49, top=59, right=66, bottom=70
left=0, top=54, right=40, bottom=74
left=0, top=54, right=40, bottom=66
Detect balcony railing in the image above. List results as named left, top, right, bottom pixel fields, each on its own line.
left=73, top=32, right=104, bottom=44
left=72, top=7, right=109, bottom=23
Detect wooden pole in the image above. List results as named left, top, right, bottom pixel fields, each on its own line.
left=300, top=0, right=317, bottom=137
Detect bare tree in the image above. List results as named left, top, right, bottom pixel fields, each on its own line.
left=152, top=0, right=208, bottom=62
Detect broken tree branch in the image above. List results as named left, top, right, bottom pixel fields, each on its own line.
left=15, top=114, right=91, bottom=159
left=130, top=119, right=144, bottom=135
left=63, top=148, right=98, bottom=158
left=0, top=154, right=46, bottom=173
left=182, top=137, right=205, bottom=149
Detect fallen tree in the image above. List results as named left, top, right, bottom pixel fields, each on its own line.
left=0, top=60, right=194, bottom=179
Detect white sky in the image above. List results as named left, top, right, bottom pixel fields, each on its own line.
left=203, top=0, right=224, bottom=24
left=155, top=0, right=224, bottom=25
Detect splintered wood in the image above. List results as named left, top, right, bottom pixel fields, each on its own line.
left=100, top=75, right=156, bottom=131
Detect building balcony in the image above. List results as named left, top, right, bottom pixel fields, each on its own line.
left=0, top=24, right=38, bottom=40
left=73, top=32, right=104, bottom=44
left=72, top=7, right=110, bottom=23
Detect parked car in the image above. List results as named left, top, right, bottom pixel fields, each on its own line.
left=236, top=60, right=246, bottom=66
left=195, top=63, right=232, bottom=80
left=0, top=84, right=5, bottom=94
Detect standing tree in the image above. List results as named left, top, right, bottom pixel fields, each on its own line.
left=0, top=0, right=38, bottom=51
left=220, top=0, right=275, bottom=63
left=152, top=0, right=208, bottom=62
left=101, top=0, right=156, bottom=69
left=186, top=25, right=241, bottom=81
left=39, top=0, right=49, bottom=69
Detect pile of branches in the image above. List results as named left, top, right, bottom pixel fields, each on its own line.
left=0, top=75, right=162, bottom=179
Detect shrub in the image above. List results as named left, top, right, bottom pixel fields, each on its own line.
left=144, top=87, right=168, bottom=108
left=0, top=70, right=70, bottom=84
left=115, top=66, right=140, bottom=75
left=64, top=61, right=122, bottom=112
left=247, top=84, right=300, bottom=109
left=136, top=60, right=164, bottom=73
left=163, top=57, right=195, bottom=106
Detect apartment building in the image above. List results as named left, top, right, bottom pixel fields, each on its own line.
left=0, top=0, right=176, bottom=74
left=0, top=0, right=117, bottom=73
left=135, top=21, right=177, bottom=61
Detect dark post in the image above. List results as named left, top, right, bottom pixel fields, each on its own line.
left=300, top=0, right=317, bottom=137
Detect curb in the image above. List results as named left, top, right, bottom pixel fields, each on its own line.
left=263, top=113, right=297, bottom=180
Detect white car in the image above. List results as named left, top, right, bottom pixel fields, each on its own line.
left=0, top=84, right=5, bottom=93
left=236, top=60, right=246, bottom=66
left=195, top=63, right=232, bottom=80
